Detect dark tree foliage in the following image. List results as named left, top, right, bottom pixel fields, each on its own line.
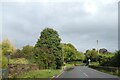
left=32, top=48, right=55, bottom=69
left=109, top=50, right=120, bottom=67
left=35, top=28, right=63, bottom=69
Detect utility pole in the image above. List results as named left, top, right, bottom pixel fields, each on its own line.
left=97, top=40, right=99, bottom=54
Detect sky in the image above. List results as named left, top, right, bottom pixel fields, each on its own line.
left=0, top=0, right=119, bottom=52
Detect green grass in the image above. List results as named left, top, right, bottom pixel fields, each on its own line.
left=65, top=63, right=74, bottom=67
left=17, top=69, right=61, bottom=78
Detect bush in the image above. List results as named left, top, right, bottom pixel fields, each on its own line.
left=99, top=51, right=120, bottom=67
left=2, top=56, right=8, bottom=68
left=109, top=50, right=120, bottom=67
left=10, top=58, right=30, bottom=64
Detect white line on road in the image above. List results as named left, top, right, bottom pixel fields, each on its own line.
left=80, top=70, right=88, bottom=77
left=56, top=71, right=64, bottom=78
left=83, top=72, right=88, bottom=77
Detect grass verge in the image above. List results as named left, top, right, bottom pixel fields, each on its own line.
left=17, top=69, right=61, bottom=78
left=65, top=63, right=74, bottom=68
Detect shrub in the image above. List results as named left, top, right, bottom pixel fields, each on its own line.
left=2, top=56, right=8, bottom=68
left=10, top=58, right=29, bottom=64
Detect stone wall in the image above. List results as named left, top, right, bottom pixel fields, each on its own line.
left=9, top=64, right=39, bottom=77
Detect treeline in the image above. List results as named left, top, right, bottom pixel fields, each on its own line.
left=1, top=28, right=85, bottom=69
left=61, top=43, right=84, bottom=64
left=1, top=28, right=119, bottom=69
left=84, top=48, right=120, bottom=67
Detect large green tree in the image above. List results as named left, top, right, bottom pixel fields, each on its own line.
left=35, top=28, right=63, bottom=69
left=62, top=43, right=76, bottom=62
left=62, top=43, right=84, bottom=63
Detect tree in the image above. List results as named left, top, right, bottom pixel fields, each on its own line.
left=62, top=43, right=76, bottom=63
left=32, top=48, right=54, bottom=69
left=35, top=28, right=63, bottom=69
left=62, top=43, right=84, bottom=63
left=22, top=45, right=34, bottom=58
left=11, top=49, right=25, bottom=58
left=98, top=53, right=114, bottom=66
left=76, top=51, right=85, bottom=61
left=1, top=38, right=16, bottom=55
left=0, top=39, right=16, bottom=68
left=115, top=50, right=120, bottom=67
left=111, top=50, right=120, bottom=67
left=85, top=48, right=98, bottom=62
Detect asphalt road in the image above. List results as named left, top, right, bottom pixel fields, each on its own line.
left=58, top=66, right=119, bottom=79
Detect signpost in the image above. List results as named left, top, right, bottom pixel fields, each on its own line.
left=88, top=59, right=91, bottom=65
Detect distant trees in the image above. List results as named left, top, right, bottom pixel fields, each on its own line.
left=85, top=48, right=98, bottom=62
left=11, top=49, right=24, bottom=58
left=5, top=28, right=120, bottom=69
left=100, top=50, right=120, bottom=67
left=98, top=53, right=114, bottom=66
left=84, top=48, right=120, bottom=67
left=22, top=45, right=34, bottom=58
left=62, top=43, right=85, bottom=63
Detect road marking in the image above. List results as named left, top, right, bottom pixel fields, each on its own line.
left=56, top=71, right=64, bottom=78
left=83, top=72, right=88, bottom=77
left=80, top=69, right=88, bottom=77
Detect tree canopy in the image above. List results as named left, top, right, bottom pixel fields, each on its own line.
left=35, top=28, right=63, bottom=69
left=85, top=48, right=98, bottom=62
left=1, top=38, right=16, bottom=55
left=61, top=43, right=84, bottom=63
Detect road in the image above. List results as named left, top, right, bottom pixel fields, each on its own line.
left=58, top=66, right=119, bottom=79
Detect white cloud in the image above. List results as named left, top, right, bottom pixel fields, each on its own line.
left=84, top=2, right=98, bottom=15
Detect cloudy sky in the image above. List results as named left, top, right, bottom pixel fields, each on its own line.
left=0, top=0, right=119, bottom=52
